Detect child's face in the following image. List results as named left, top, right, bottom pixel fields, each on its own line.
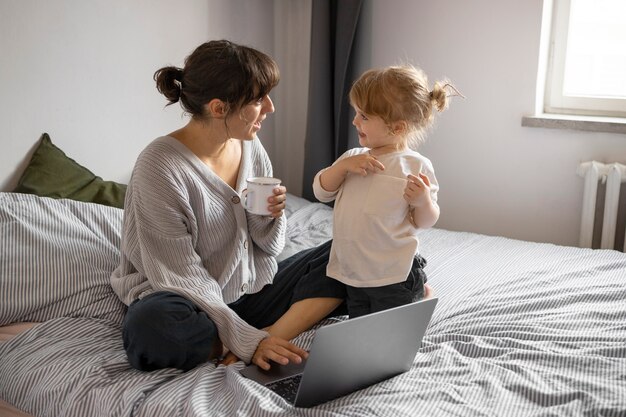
left=352, top=106, right=402, bottom=151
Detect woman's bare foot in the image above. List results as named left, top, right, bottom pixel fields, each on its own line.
left=208, top=337, right=224, bottom=361
left=218, top=351, right=240, bottom=366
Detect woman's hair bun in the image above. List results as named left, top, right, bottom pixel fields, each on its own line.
left=154, top=66, right=184, bottom=105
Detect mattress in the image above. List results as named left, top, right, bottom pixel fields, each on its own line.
left=1, top=192, right=625, bottom=416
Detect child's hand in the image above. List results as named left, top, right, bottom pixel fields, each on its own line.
left=339, top=154, right=385, bottom=177
left=404, top=173, right=432, bottom=207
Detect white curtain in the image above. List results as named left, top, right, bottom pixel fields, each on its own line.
left=271, top=0, right=312, bottom=197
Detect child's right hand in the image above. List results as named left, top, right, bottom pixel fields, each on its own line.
left=339, top=154, right=385, bottom=177
left=318, top=153, right=385, bottom=193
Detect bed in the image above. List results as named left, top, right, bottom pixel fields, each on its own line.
left=1, top=191, right=625, bottom=417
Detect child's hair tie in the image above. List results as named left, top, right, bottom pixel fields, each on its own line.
left=441, top=83, right=465, bottom=99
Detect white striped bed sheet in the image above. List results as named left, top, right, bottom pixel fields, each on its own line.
left=0, top=324, right=37, bottom=417
left=133, top=229, right=626, bottom=416
left=1, top=193, right=626, bottom=416
left=0, top=193, right=126, bottom=327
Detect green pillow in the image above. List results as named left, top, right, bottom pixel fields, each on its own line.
left=13, top=133, right=127, bottom=209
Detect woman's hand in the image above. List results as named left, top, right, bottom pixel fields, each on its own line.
left=268, top=185, right=287, bottom=218
left=252, top=336, right=308, bottom=371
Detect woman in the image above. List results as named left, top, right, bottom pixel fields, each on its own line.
left=111, top=40, right=345, bottom=372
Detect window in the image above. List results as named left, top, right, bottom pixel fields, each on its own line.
left=544, top=0, right=626, bottom=118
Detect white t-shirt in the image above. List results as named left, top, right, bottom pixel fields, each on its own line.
left=313, top=147, right=438, bottom=287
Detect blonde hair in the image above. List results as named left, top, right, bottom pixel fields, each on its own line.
left=349, top=65, right=457, bottom=148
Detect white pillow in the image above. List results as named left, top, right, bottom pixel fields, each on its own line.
left=0, top=192, right=126, bottom=326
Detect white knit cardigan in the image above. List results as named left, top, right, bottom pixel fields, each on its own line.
left=111, top=136, right=286, bottom=363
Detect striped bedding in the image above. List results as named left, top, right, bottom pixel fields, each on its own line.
left=1, top=192, right=625, bottom=416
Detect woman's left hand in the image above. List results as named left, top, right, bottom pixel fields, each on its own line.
left=268, top=185, right=287, bottom=218
left=252, top=336, right=308, bottom=371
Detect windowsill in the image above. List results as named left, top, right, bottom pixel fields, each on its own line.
left=521, top=114, right=626, bottom=135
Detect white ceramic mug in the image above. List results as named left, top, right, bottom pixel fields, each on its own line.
left=241, top=177, right=282, bottom=216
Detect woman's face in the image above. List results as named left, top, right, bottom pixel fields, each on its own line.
left=229, top=95, right=275, bottom=140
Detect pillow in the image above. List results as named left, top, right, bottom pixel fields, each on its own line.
left=0, top=192, right=127, bottom=326
left=13, top=133, right=127, bottom=208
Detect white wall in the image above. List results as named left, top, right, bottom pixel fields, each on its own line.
left=3, top=0, right=625, bottom=249
left=356, top=0, right=626, bottom=247
left=0, top=0, right=275, bottom=191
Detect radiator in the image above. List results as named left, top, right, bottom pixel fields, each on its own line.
left=577, top=161, right=626, bottom=251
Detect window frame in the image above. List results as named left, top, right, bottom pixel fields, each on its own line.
left=544, top=0, right=626, bottom=118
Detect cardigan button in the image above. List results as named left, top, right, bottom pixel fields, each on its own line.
left=231, top=196, right=241, bottom=204
left=241, top=283, right=249, bottom=292
left=243, top=240, right=248, bottom=249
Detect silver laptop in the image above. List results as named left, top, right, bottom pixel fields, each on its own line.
left=240, top=297, right=438, bottom=408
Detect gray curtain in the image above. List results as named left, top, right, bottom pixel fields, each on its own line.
left=301, top=0, right=363, bottom=201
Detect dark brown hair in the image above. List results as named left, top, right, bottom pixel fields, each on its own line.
left=154, top=40, right=280, bottom=120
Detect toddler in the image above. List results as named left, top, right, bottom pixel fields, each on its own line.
left=313, top=65, right=460, bottom=318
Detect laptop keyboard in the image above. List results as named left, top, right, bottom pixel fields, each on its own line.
left=266, top=374, right=302, bottom=404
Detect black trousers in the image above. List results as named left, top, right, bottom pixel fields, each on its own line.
left=345, top=255, right=427, bottom=318
left=122, top=240, right=347, bottom=372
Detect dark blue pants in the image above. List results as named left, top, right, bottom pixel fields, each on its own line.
left=122, top=240, right=346, bottom=371
left=123, top=292, right=220, bottom=371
